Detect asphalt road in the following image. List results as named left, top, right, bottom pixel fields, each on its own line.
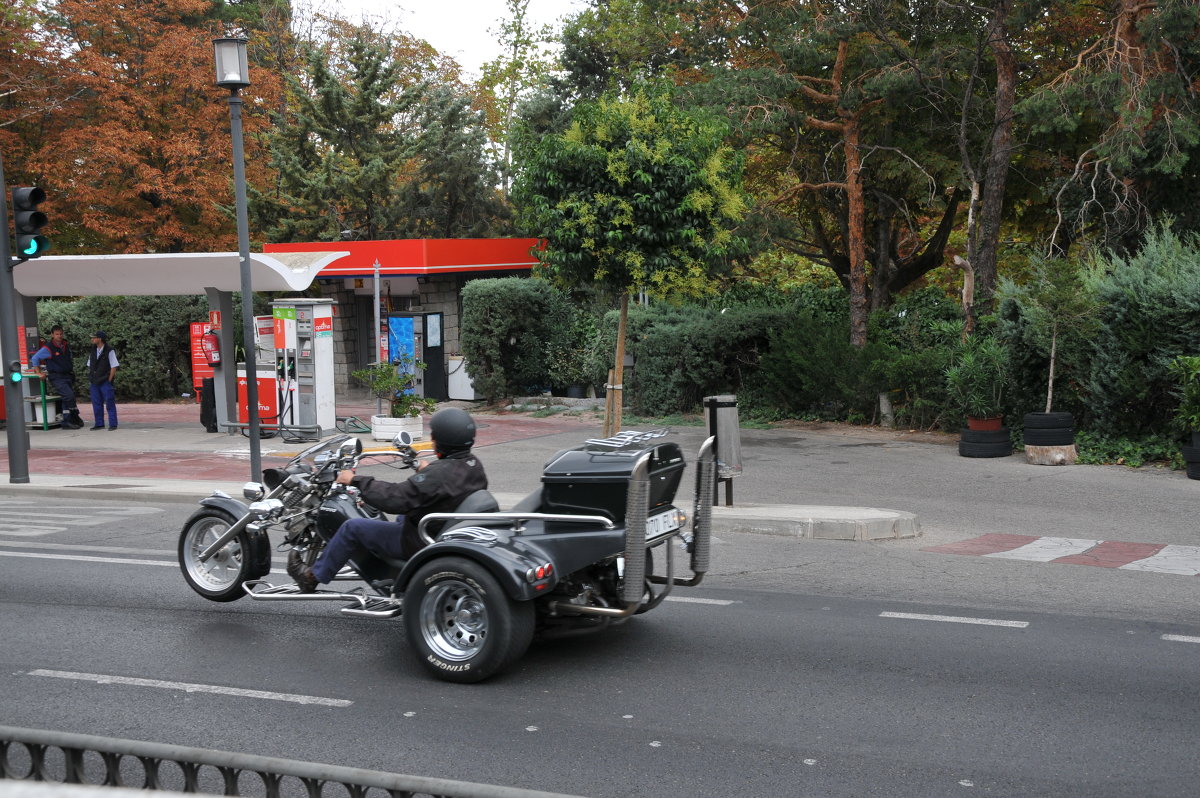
left=2, top=497, right=1199, bottom=797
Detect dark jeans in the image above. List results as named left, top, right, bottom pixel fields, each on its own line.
left=90, top=380, right=117, bottom=427
left=311, top=516, right=408, bottom=584
left=45, top=371, right=79, bottom=415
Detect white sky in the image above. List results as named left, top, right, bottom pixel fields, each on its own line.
left=298, top=0, right=589, bottom=77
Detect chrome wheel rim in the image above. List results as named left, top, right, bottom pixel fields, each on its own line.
left=418, top=579, right=488, bottom=661
left=182, top=517, right=243, bottom=590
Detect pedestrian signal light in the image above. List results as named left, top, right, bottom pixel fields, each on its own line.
left=11, top=186, right=49, bottom=259
left=8, top=361, right=23, bottom=384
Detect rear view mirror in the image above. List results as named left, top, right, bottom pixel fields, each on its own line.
left=393, top=430, right=414, bottom=447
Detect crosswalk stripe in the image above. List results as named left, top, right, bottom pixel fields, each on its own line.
left=1119, top=545, right=1200, bottom=575
left=984, top=537, right=1098, bottom=562
left=924, top=534, right=1200, bottom=576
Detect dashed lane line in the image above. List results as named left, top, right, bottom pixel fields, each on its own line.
left=879, top=611, right=1030, bottom=629
left=28, top=669, right=352, bottom=707
left=1162, top=634, right=1200, bottom=644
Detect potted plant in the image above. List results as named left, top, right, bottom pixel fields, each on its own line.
left=945, top=335, right=1012, bottom=457
left=945, top=335, right=1010, bottom=428
left=1168, top=355, right=1200, bottom=479
left=352, top=356, right=437, bottom=441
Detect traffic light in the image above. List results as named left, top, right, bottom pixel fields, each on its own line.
left=8, top=360, right=23, bottom=384
left=11, top=186, right=49, bottom=259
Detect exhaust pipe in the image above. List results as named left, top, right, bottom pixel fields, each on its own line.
left=620, top=450, right=653, bottom=606
left=689, top=436, right=715, bottom=575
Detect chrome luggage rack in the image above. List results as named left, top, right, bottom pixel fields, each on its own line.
left=584, top=428, right=670, bottom=450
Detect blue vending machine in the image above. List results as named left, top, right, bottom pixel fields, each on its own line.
left=387, top=313, right=446, bottom=401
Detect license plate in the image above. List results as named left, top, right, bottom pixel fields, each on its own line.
left=645, top=509, right=680, bottom=538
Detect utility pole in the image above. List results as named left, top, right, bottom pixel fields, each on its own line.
left=0, top=151, right=32, bottom=483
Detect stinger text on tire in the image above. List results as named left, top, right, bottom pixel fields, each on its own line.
left=178, top=508, right=264, bottom=602
left=404, top=556, right=535, bottom=683
left=958, top=440, right=1013, bottom=458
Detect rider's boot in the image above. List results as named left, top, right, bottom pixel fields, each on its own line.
left=286, top=549, right=319, bottom=593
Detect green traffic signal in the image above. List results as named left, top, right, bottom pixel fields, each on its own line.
left=8, top=361, right=22, bottom=384
left=11, top=186, right=49, bottom=259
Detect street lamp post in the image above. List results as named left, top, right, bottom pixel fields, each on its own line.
left=214, top=37, right=262, bottom=480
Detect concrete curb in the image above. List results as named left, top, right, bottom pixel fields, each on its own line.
left=0, top=481, right=921, bottom=541
left=711, top=504, right=921, bottom=541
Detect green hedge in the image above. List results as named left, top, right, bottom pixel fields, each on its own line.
left=460, top=277, right=573, bottom=400
left=36, top=295, right=214, bottom=402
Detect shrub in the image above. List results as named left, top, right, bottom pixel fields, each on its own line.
left=37, top=294, right=219, bottom=402
left=622, top=301, right=794, bottom=416
left=460, top=277, right=573, bottom=400
left=1083, top=224, right=1200, bottom=436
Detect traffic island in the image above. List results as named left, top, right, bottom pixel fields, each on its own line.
left=711, top=504, right=920, bottom=541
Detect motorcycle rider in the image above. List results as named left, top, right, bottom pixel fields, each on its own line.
left=286, top=406, right=487, bottom=593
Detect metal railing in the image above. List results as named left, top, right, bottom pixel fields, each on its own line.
left=0, top=726, right=586, bottom=798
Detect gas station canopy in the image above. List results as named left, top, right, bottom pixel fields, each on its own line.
left=265, top=238, right=542, bottom=278
left=12, top=251, right=349, bottom=297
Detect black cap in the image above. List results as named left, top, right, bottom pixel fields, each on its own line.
left=92, top=331, right=107, bottom=341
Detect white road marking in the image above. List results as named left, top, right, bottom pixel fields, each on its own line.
left=880, top=611, right=1029, bottom=629
left=984, top=537, right=1098, bottom=562
left=0, top=504, right=163, bottom=535
left=1162, top=634, right=1200, bottom=644
left=0, top=540, right=174, bottom=555
left=0, top=551, right=174, bottom=566
left=0, top=526, right=76, bottom=537
left=1119, top=545, right=1200, bottom=576
left=664, top=595, right=737, bottom=605
left=28, top=669, right=352, bottom=707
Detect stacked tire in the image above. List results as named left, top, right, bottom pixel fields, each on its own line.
left=1183, top=438, right=1200, bottom=480
left=1023, top=411, right=1077, bottom=466
left=1023, top=412, right=1075, bottom=446
left=959, top=427, right=1013, bottom=458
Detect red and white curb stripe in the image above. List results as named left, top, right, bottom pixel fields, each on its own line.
left=922, top=533, right=1200, bottom=575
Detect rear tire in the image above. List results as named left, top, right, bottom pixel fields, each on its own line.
left=178, top=508, right=261, bottom=602
left=404, top=557, right=534, bottom=683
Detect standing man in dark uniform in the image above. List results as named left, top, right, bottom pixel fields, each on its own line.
left=85, top=331, right=120, bottom=430
left=29, top=325, right=84, bottom=429
left=287, top=407, right=487, bottom=592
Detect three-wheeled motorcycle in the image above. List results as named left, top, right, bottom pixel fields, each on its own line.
left=178, top=429, right=715, bottom=682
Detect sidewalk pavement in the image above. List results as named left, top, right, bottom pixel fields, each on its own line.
left=0, top=400, right=919, bottom=541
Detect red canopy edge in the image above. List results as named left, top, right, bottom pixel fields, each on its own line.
left=265, top=238, right=544, bottom=278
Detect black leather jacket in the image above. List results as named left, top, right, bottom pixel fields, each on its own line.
left=350, top=450, right=488, bottom=557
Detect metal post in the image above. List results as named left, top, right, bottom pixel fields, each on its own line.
left=373, top=258, right=382, bottom=416
left=0, top=152, right=31, bottom=483
left=227, top=90, right=261, bottom=480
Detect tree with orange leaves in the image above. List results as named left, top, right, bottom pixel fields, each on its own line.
left=12, top=0, right=281, bottom=255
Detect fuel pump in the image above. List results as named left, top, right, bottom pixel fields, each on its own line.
left=270, top=298, right=336, bottom=435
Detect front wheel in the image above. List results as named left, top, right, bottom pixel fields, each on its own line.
left=403, top=557, right=534, bottom=683
left=178, top=508, right=260, bottom=602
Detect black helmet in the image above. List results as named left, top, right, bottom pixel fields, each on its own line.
left=429, top=407, right=476, bottom=451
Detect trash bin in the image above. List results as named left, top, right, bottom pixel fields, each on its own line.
left=704, top=394, right=742, bottom=505
left=200, top=377, right=218, bottom=433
